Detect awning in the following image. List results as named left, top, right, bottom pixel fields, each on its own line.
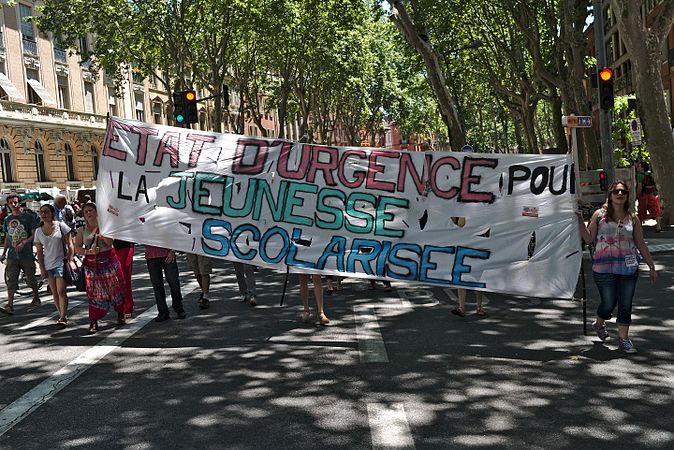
left=27, top=78, right=57, bottom=106
left=0, top=72, right=26, bottom=102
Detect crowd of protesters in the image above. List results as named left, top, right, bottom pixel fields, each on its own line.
left=0, top=176, right=663, bottom=352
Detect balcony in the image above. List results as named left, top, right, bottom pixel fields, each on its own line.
left=54, top=47, right=68, bottom=64
left=22, top=37, right=38, bottom=56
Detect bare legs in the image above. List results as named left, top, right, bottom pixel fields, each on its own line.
left=299, top=274, right=329, bottom=325
left=47, top=276, right=68, bottom=323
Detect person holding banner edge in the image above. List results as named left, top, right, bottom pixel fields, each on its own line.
left=74, top=203, right=127, bottom=334
left=577, top=180, right=657, bottom=353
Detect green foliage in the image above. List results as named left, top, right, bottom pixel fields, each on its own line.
left=612, top=95, right=649, bottom=167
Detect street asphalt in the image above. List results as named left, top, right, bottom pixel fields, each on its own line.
left=0, top=225, right=673, bottom=449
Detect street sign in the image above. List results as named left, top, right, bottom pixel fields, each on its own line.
left=630, top=118, right=642, bottom=146
left=461, top=144, right=473, bottom=152
left=562, top=115, right=592, bottom=128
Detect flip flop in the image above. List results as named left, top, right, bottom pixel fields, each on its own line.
left=451, top=307, right=465, bottom=317
left=0, top=305, right=14, bottom=315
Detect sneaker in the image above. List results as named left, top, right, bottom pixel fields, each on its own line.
left=592, top=321, right=610, bottom=341
left=248, top=295, right=257, bottom=307
left=618, top=337, right=637, bottom=353
left=176, top=311, right=187, bottom=320
left=154, top=315, right=170, bottom=323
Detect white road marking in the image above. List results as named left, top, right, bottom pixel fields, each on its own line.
left=367, top=402, right=416, bottom=449
left=354, top=305, right=389, bottom=363
left=0, top=278, right=203, bottom=437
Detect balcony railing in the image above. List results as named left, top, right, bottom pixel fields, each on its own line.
left=0, top=99, right=107, bottom=128
left=54, top=47, right=67, bottom=64
left=22, top=37, right=38, bottom=56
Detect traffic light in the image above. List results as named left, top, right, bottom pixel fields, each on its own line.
left=599, top=170, right=607, bottom=191
left=598, top=67, right=614, bottom=111
left=172, top=90, right=198, bottom=125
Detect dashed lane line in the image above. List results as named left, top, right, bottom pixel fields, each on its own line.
left=367, top=402, right=416, bottom=449
left=354, top=304, right=389, bottom=363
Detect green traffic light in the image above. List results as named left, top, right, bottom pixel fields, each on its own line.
left=176, top=114, right=184, bottom=123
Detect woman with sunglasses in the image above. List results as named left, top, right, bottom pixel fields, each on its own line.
left=34, top=204, right=73, bottom=326
left=577, top=180, right=657, bottom=353
left=73, top=202, right=126, bottom=334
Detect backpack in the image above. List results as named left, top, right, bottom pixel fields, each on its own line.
left=641, top=172, right=656, bottom=194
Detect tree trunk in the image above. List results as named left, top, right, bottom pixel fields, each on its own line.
left=611, top=0, right=674, bottom=225
left=388, top=0, right=465, bottom=150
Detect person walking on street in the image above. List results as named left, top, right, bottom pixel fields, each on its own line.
left=636, top=162, right=661, bottom=232
left=73, top=203, right=126, bottom=334
left=452, top=288, right=486, bottom=317
left=233, top=262, right=257, bottom=306
left=34, top=204, right=73, bottom=326
left=145, top=245, right=186, bottom=322
left=113, top=239, right=135, bottom=320
left=299, top=273, right=329, bottom=325
left=577, top=180, right=657, bottom=353
left=187, top=253, right=216, bottom=309
left=0, top=193, right=41, bottom=315
left=53, top=195, right=76, bottom=230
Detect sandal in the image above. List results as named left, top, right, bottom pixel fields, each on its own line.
left=451, top=307, right=465, bottom=317
left=326, top=288, right=333, bottom=296
left=0, top=304, right=14, bottom=315
left=56, top=317, right=68, bottom=328
left=302, top=310, right=311, bottom=323
left=476, top=307, right=487, bottom=317
left=319, top=313, right=330, bottom=326
left=117, top=312, right=126, bottom=326
left=88, top=321, right=99, bottom=334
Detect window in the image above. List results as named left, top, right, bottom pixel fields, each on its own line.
left=92, top=145, right=99, bottom=180
left=57, top=76, right=70, bottom=110
left=153, top=102, right=162, bottom=124
left=35, top=140, right=47, bottom=182
left=26, top=68, right=40, bottom=105
left=79, top=36, right=89, bottom=54
left=108, top=87, right=118, bottom=117
left=84, top=82, right=95, bottom=113
left=135, top=94, right=145, bottom=122
left=65, top=143, right=75, bottom=181
left=20, top=4, right=34, bottom=39
left=0, top=137, right=14, bottom=182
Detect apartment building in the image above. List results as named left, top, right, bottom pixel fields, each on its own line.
left=0, top=1, right=177, bottom=196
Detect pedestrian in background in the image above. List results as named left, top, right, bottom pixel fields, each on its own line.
left=577, top=180, right=657, bottom=353
left=34, top=204, right=73, bottom=327
left=145, top=245, right=186, bottom=322
left=187, top=253, right=216, bottom=309
left=636, top=162, right=661, bottom=232
left=0, top=193, right=41, bottom=315
left=452, top=288, right=486, bottom=317
left=233, top=262, right=257, bottom=306
left=299, top=273, right=329, bottom=325
left=73, top=202, right=126, bottom=334
left=113, top=239, right=135, bottom=320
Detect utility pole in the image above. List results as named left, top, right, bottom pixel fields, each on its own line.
left=593, top=0, right=615, bottom=184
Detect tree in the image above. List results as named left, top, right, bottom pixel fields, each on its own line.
left=387, top=0, right=466, bottom=150
left=609, top=0, right=674, bottom=224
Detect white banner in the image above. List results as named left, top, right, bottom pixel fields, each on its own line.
left=98, top=118, right=582, bottom=298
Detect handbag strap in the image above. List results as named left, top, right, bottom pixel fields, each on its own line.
left=58, top=222, right=67, bottom=259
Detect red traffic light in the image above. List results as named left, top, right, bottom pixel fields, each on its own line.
left=599, top=68, right=613, bottom=82
left=599, top=170, right=607, bottom=191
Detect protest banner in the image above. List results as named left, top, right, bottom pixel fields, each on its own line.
left=97, top=118, right=582, bottom=298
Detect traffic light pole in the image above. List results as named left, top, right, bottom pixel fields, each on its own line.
left=593, top=0, right=615, bottom=185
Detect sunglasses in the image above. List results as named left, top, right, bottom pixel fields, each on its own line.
left=612, top=189, right=628, bottom=195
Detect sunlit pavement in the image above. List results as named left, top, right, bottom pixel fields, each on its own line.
left=0, top=242, right=673, bottom=449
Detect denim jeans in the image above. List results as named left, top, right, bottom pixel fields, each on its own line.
left=147, top=257, right=184, bottom=317
left=593, top=271, right=639, bottom=325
